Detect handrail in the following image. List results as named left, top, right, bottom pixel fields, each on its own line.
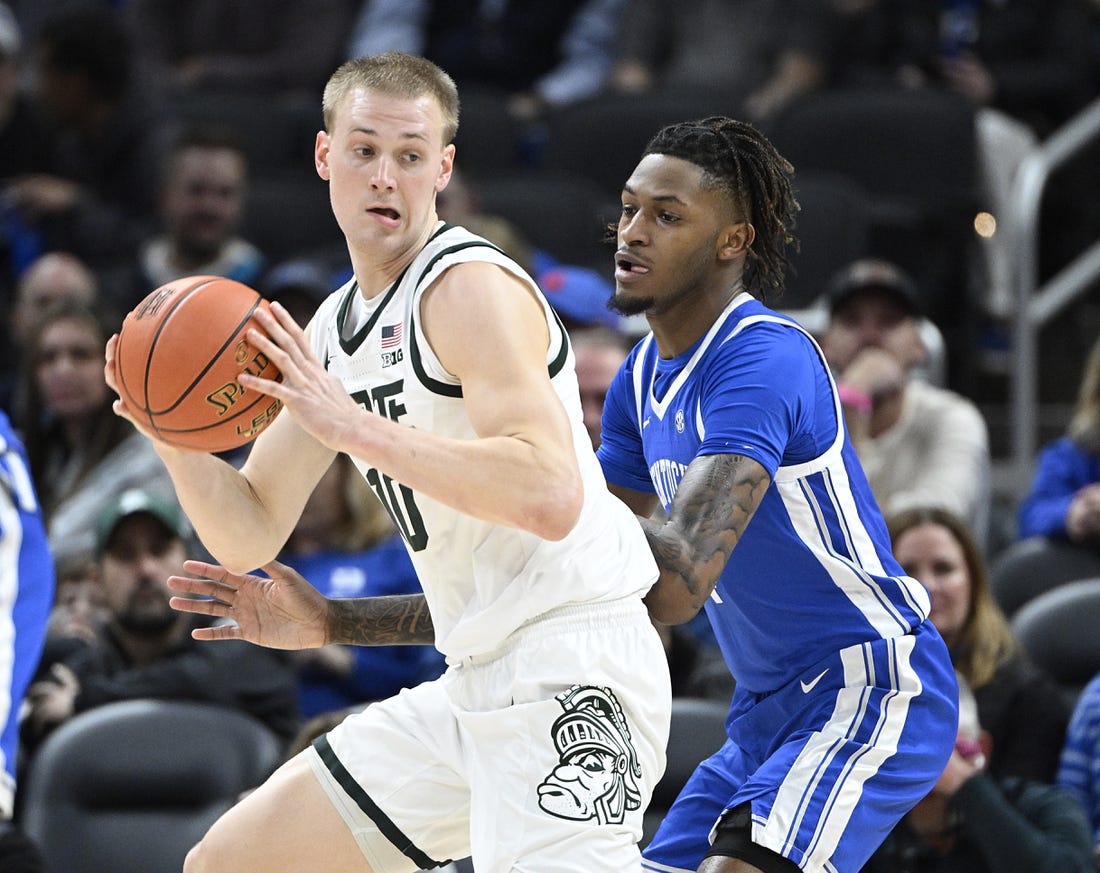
left=1009, top=97, right=1100, bottom=492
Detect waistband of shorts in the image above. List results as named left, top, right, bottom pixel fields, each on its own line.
left=457, top=594, right=649, bottom=668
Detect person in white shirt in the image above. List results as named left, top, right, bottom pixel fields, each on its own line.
left=820, top=258, right=992, bottom=544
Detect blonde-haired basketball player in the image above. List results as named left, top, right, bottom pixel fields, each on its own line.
left=105, top=52, right=670, bottom=873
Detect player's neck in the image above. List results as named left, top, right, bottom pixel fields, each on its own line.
left=350, top=219, right=440, bottom=299
left=649, top=277, right=746, bottom=359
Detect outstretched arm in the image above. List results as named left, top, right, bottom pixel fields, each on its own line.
left=168, top=559, right=435, bottom=648
left=610, top=453, right=770, bottom=625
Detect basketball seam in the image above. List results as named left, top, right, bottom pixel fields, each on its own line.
left=143, top=281, right=260, bottom=417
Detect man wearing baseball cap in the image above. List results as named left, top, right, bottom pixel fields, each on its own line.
left=24, top=488, right=299, bottom=748
left=820, top=258, right=992, bottom=541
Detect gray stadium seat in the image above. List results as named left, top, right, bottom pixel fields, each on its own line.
left=21, top=699, right=284, bottom=873
left=990, top=536, right=1100, bottom=618
left=1011, top=577, right=1100, bottom=702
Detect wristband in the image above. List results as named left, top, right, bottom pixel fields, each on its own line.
left=837, top=384, right=873, bottom=415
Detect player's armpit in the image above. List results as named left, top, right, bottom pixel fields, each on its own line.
left=642, top=454, right=770, bottom=625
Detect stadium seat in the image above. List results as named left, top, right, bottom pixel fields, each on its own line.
left=20, top=699, right=284, bottom=873
left=1010, top=578, right=1100, bottom=702
left=542, top=87, right=739, bottom=197
left=470, top=169, right=620, bottom=272
left=989, top=536, right=1100, bottom=618
left=782, top=171, right=873, bottom=310
left=767, top=87, right=980, bottom=334
left=242, top=172, right=343, bottom=263
left=451, top=86, right=528, bottom=174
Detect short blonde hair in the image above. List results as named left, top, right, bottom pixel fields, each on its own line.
left=322, top=52, right=460, bottom=144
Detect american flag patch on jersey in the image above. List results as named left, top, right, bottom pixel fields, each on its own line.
left=381, top=323, right=402, bottom=348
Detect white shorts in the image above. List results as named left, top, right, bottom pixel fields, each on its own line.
left=306, top=595, right=671, bottom=873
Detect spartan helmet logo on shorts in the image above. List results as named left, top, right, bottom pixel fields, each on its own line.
left=537, top=685, right=642, bottom=825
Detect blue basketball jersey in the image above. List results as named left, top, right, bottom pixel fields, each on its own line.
left=598, top=293, right=931, bottom=693
left=0, top=412, right=54, bottom=817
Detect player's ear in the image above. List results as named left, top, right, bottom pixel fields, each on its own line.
left=436, top=143, right=456, bottom=192
left=717, top=221, right=754, bottom=261
left=315, top=131, right=332, bottom=182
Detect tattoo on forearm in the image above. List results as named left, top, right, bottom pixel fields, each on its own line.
left=644, top=454, right=770, bottom=613
left=327, top=594, right=436, bottom=645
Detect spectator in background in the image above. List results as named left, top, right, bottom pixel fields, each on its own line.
left=126, top=0, right=357, bottom=98
left=347, top=0, right=626, bottom=124
left=861, top=671, right=1094, bottom=873
left=279, top=454, right=444, bottom=719
left=31, top=547, right=108, bottom=684
left=821, top=258, right=992, bottom=544
left=0, top=2, right=51, bottom=180
left=0, top=250, right=99, bottom=414
left=0, top=409, right=53, bottom=871
left=0, top=1, right=55, bottom=299
left=888, top=506, right=1071, bottom=783
left=608, top=0, right=830, bottom=122
left=7, top=251, right=99, bottom=351
left=44, top=554, right=107, bottom=647
left=129, top=125, right=265, bottom=305
left=3, top=6, right=174, bottom=282
left=1057, top=670, right=1100, bottom=864
left=12, top=299, right=175, bottom=569
left=23, top=488, right=300, bottom=750
left=570, top=327, right=630, bottom=451
left=1019, top=331, right=1100, bottom=546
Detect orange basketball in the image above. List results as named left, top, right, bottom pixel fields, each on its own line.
left=115, top=276, right=284, bottom=453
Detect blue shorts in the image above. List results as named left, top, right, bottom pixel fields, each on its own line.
left=643, top=621, right=957, bottom=873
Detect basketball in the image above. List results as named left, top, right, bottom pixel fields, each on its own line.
left=114, top=275, right=284, bottom=453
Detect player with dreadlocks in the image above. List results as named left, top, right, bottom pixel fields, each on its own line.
left=596, top=116, right=959, bottom=873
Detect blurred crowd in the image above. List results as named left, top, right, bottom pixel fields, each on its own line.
left=3, top=1, right=1100, bottom=871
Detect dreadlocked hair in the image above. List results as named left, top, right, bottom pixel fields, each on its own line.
left=643, top=116, right=800, bottom=301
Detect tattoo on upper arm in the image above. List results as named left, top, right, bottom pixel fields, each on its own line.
left=328, top=594, right=436, bottom=646
left=644, top=454, right=770, bottom=611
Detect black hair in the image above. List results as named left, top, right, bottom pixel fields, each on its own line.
left=642, top=117, right=799, bottom=301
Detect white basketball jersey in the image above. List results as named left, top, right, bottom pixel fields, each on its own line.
left=310, top=223, right=658, bottom=661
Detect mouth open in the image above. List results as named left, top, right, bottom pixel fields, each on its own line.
left=368, top=207, right=401, bottom=222
left=615, top=257, right=650, bottom=279
left=617, top=259, right=649, bottom=273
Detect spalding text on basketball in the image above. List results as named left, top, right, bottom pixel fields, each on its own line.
left=205, top=348, right=273, bottom=415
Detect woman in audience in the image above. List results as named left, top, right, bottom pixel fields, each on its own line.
left=13, top=299, right=175, bottom=567
left=888, top=505, right=1071, bottom=782
left=1019, top=332, right=1100, bottom=546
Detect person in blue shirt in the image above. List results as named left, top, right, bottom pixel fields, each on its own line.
left=0, top=409, right=53, bottom=867
left=1057, top=670, right=1100, bottom=864
left=1019, top=332, right=1100, bottom=545
left=596, top=116, right=959, bottom=873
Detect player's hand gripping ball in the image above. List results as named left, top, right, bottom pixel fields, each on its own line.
left=114, top=275, right=284, bottom=452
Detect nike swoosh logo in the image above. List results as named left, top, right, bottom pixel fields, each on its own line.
left=800, top=669, right=829, bottom=694
left=642, top=417, right=651, bottom=429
